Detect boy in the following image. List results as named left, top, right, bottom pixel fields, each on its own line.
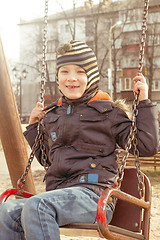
left=0, top=40, right=159, bottom=240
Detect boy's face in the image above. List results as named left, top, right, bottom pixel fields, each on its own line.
left=58, top=64, right=88, bottom=99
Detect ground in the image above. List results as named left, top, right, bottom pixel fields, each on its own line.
left=0, top=149, right=160, bottom=240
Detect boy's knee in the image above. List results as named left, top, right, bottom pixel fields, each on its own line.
left=0, top=199, right=25, bottom=227
left=21, top=196, right=41, bottom=228
left=22, top=196, right=40, bottom=216
left=21, top=195, right=53, bottom=219
left=0, top=202, right=9, bottom=217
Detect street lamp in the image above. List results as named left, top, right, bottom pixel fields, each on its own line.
left=12, top=67, right=28, bottom=121
left=108, top=20, right=122, bottom=100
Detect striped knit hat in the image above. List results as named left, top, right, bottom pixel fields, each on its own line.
left=56, top=40, right=100, bottom=96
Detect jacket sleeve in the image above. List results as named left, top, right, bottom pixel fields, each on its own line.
left=23, top=122, right=50, bottom=166
left=111, top=100, right=160, bottom=157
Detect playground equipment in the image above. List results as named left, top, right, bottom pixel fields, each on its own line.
left=0, top=0, right=151, bottom=239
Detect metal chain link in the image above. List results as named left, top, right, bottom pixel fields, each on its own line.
left=116, top=0, right=149, bottom=198
left=39, top=128, right=50, bottom=172
left=40, top=0, right=48, bottom=105
left=38, top=0, right=49, bottom=172
left=133, top=0, right=149, bottom=198
left=17, top=0, right=49, bottom=190
left=17, top=130, right=43, bottom=190
left=138, top=0, right=149, bottom=74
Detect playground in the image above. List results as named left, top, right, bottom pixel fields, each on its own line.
left=0, top=1, right=160, bottom=239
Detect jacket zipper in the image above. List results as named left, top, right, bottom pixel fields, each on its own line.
left=62, top=104, right=72, bottom=146
left=59, top=105, right=72, bottom=172
left=67, top=105, right=71, bottom=115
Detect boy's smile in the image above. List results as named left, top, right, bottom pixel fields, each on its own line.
left=58, top=64, right=88, bottom=99
left=66, top=85, right=79, bottom=90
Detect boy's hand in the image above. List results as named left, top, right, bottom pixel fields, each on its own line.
left=29, top=102, right=46, bottom=125
left=133, top=73, right=148, bottom=101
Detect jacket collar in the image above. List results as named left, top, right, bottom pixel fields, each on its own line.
left=44, top=90, right=112, bottom=112
left=57, top=90, right=112, bottom=106
left=87, top=90, right=113, bottom=113
left=87, top=90, right=112, bottom=103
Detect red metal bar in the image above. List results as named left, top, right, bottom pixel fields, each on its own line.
left=97, top=188, right=150, bottom=240
left=0, top=189, right=34, bottom=204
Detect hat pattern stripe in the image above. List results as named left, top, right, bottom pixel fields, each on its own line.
left=86, top=77, right=100, bottom=89
left=58, top=51, right=95, bottom=61
left=83, top=61, right=98, bottom=70
left=87, top=66, right=99, bottom=74
left=57, top=48, right=92, bottom=57
left=89, top=72, right=100, bottom=81
left=57, top=57, right=97, bottom=69
left=71, top=41, right=89, bottom=47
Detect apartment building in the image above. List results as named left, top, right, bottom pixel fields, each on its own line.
left=17, top=0, right=160, bottom=117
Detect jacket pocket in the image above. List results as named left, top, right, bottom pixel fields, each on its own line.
left=78, top=113, right=113, bottom=150
left=80, top=113, right=107, bottom=122
left=44, top=114, right=60, bottom=124
left=44, top=114, right=60, bottom=146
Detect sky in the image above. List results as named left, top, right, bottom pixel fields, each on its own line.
left=0, top=0, right=86, bottom=61
left=0, top=0, right=118, bottom=61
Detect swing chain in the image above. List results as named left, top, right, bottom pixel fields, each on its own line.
left=40, top=0, right=48, bottom=105
left=117, top=0, right=149, bottom=198
left=39, top=122, right=50, bottom=172
left=17, top=121, right=50, bottom=190
left=132, top=95, right=144, bottom=198
left=116, top=97, right=139, bottom=188
left=138, top=0, right=149, bottom=73
left=17, top=129, right=43, bottom=190
left=17, top=0, right=49, bottom=190
left=39, top=0, right=50, bottom=172
left=134, top=0, right=149, bottom=198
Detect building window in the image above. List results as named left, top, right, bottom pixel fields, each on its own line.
left=85, top=19, right=94, bottom=36
left=152, top=80, right=160, bottom=91
left=148, top=34, right=160, bottom=46
left=60, top=24, right=70, bottom=33
left=116, top=79, right=121, bottom=93
left=126, top=78, right=130, bottom=89
left=121, top=78, right=132, bottom=91
left=47, top=41, right=55, bottom=53
left=120, top=9, right=141, bottom=23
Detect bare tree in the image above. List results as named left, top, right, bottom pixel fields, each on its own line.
left=85, top=0, right=111, bottom=57
left=57, top=0, right=76, bottom=40
left=146, top=23, right=158, bottom=100
left=19, top=21, right=59, bottom=104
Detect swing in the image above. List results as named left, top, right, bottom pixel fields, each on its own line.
left=0, top=0, right=151, bottom=239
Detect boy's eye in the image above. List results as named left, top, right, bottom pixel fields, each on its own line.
left=78, top=70, right=85, bottom=74
left=61, top=70, right=68, bottom=73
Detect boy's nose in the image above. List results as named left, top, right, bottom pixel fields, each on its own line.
left=67, top=75, right=77, bottom=81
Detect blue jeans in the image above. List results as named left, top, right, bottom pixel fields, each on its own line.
left=0, top=186, right=113, bottom=240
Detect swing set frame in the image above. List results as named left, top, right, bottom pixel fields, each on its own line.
left=0, top=0, right=151, bottom=239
